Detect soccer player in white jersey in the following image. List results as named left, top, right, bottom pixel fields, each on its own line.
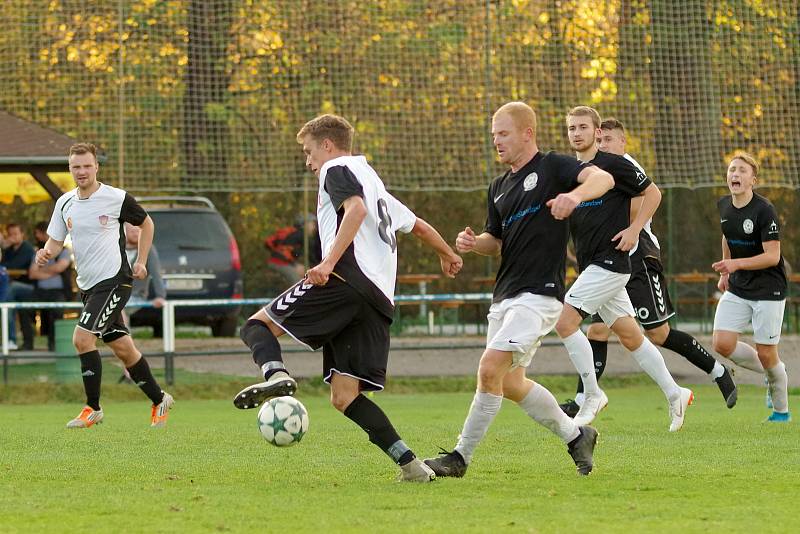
left=711, top=153, right=790, bottom=422
left=560, top=118, right=737, bottom=416
left=424, top=101, right=616, bottom=479
left=232, top=114, right=463, bottom=482
left=557, top=106, right=692, bottom=432
left=36, top=143, right=174, bottom=428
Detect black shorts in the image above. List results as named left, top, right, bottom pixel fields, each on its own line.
left=78, top=275, right=132, bottom=343
left=626, top=257, right=675, bottom=329
left=266, top=276, right=391, bottom=391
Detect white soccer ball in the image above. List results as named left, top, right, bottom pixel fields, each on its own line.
left=257, top=396, right=309, bottom=447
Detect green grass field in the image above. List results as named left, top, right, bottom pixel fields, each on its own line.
left=1, top=382, right=798, bottom=533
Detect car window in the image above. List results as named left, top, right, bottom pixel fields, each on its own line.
left=149, top=211, right=230, bottom=250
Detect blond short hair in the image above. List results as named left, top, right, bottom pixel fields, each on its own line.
left=296, top=114, right=354, bottom=151
left=567, top=106, right=601, bottom=128
left=493, top=102, right=537, bottom=133
left=731, top=152, right=759, bottom=177
left=69, top=143, right=98, bottom=161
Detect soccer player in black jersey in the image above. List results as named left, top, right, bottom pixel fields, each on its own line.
left=559, top=118, right=737, bottom=417
left=556, top=106, right=692, bottom=432
left=711, top=153, right=790, bottom=422
left=424, top=101, right=615, bottom=478
left=233, top=114, right=464, bottom=481
left=36, top=143, right=173, bottom=428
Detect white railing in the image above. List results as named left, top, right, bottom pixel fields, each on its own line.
left=0, top=292, right=495, bottom=356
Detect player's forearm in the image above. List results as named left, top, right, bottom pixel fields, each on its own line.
left=411, top=218, right=455, bottom=259
left=136, top=216, right=155, bottom=266
left=629, top=184, right=661, bottom=232
left=730, top=251, right=781, bottom=271
left=323, top=199, right=367, bottom=268
left=574, top=167, right=614, bottom=202
left=44, top=238, right=64, bottom=257
left=471, top=233, right=502, bottom=256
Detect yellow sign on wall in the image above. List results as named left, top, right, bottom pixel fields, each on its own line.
left=0, top=172, right=74, bottom=204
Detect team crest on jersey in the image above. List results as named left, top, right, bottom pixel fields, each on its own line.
left=523, top=172, right=538, bottom=191
left=99, top=215, right=108, bottom=226
left=742, top=218, right=754, bottom=234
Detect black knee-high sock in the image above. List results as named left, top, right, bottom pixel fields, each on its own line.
left=343, top=394, right=415, bottom=465
left=661, top=328, right=716, bottom=374
left=576, top=340, right=608, bottom=395
left=240, top=319, right=286, bottom=380
left=79, top=350, right=102, bottom=410
left=127, top=357, right=164, bottom=405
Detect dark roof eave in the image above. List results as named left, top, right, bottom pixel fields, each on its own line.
left=0, top=155, right=107, bottom=165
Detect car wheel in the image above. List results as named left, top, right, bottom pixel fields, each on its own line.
left=212, top=315, right=238, bottom=337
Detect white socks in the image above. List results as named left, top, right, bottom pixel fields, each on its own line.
left=766, top=361, right=789, bottom=413
left=454, top=391, right=503, bottom=464
left=630, top=338, right=681, bottom=401
left=709, top=361, right=725, bottom=379
left=728, top=342, right=764, bottom=373
left=517, top=383, right=580, bottom=443
left=562, top=331, right=601, bottom=396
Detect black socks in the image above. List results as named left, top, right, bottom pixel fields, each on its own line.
left=240, top=319, right=286, bottom=380
left=127, top=357, right=165, bottom=405
left=343, top=394, right=414, bottom=465
left=79, top=350, right=102, bottom=410
left=661, top=329, right=716, bottom=374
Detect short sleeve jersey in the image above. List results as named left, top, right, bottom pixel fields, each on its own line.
left=624, top=154, right=661, bottom=263
left=718, top=193, right=786, bottom=300
left=47, top=184, right=147, bottom=290
left=318, top=155, right=417, bottom=318
left=569, top=151, right=652, bottom=274
left=485, top=151, right=586, bottom=303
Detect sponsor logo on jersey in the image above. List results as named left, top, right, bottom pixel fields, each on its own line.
left=523, top=172, right=538, bottom=191
left=743, top=218, right=754, bottom=234
left=502, top=203, right=542, bottom=229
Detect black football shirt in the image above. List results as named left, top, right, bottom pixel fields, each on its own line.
left=569, top=151, right=652, bottom=274
left=718, top=193, right=786, bottom=300
left=485, top=151, right=586, bottom=303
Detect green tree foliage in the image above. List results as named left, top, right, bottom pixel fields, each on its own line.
left=0, top=0, right=796, bottom=294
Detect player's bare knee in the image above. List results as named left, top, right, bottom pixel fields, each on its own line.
left=645, top=323, right=669, bottom=346
left=72, top=331, right=96, bottom=353
left=712, top=333, right=734, bottom=357
left=587, top=323, right=610, bottom=342
left=756, top=345, right=779, bottom=369
left=330, top=390, right=356, bottom=413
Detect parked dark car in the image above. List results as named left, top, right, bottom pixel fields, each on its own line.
left=130, top=196, right=243, bottom=337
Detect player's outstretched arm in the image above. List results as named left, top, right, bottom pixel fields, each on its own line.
left=306, top=195, right=367, bottom=286
left=411, top=218, right=463, bottom=278
left=547, top=166, right=614, bottom=220
left=456, top=226, right=501, bottom=256
left=613, top=183, right=662, bottom=251
left=34, top=237, right=64, bottom=266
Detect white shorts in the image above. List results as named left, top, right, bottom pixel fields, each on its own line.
left=713, top=291, right=786, bottom=345
left=564, top=264, right=635, bottom=326
left=486, top=293, right=563, bottom=369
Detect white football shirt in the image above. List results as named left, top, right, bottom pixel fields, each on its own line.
left=318, top=155, right=416, bottom=308
left=47, top=183, right=147, bottom=290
